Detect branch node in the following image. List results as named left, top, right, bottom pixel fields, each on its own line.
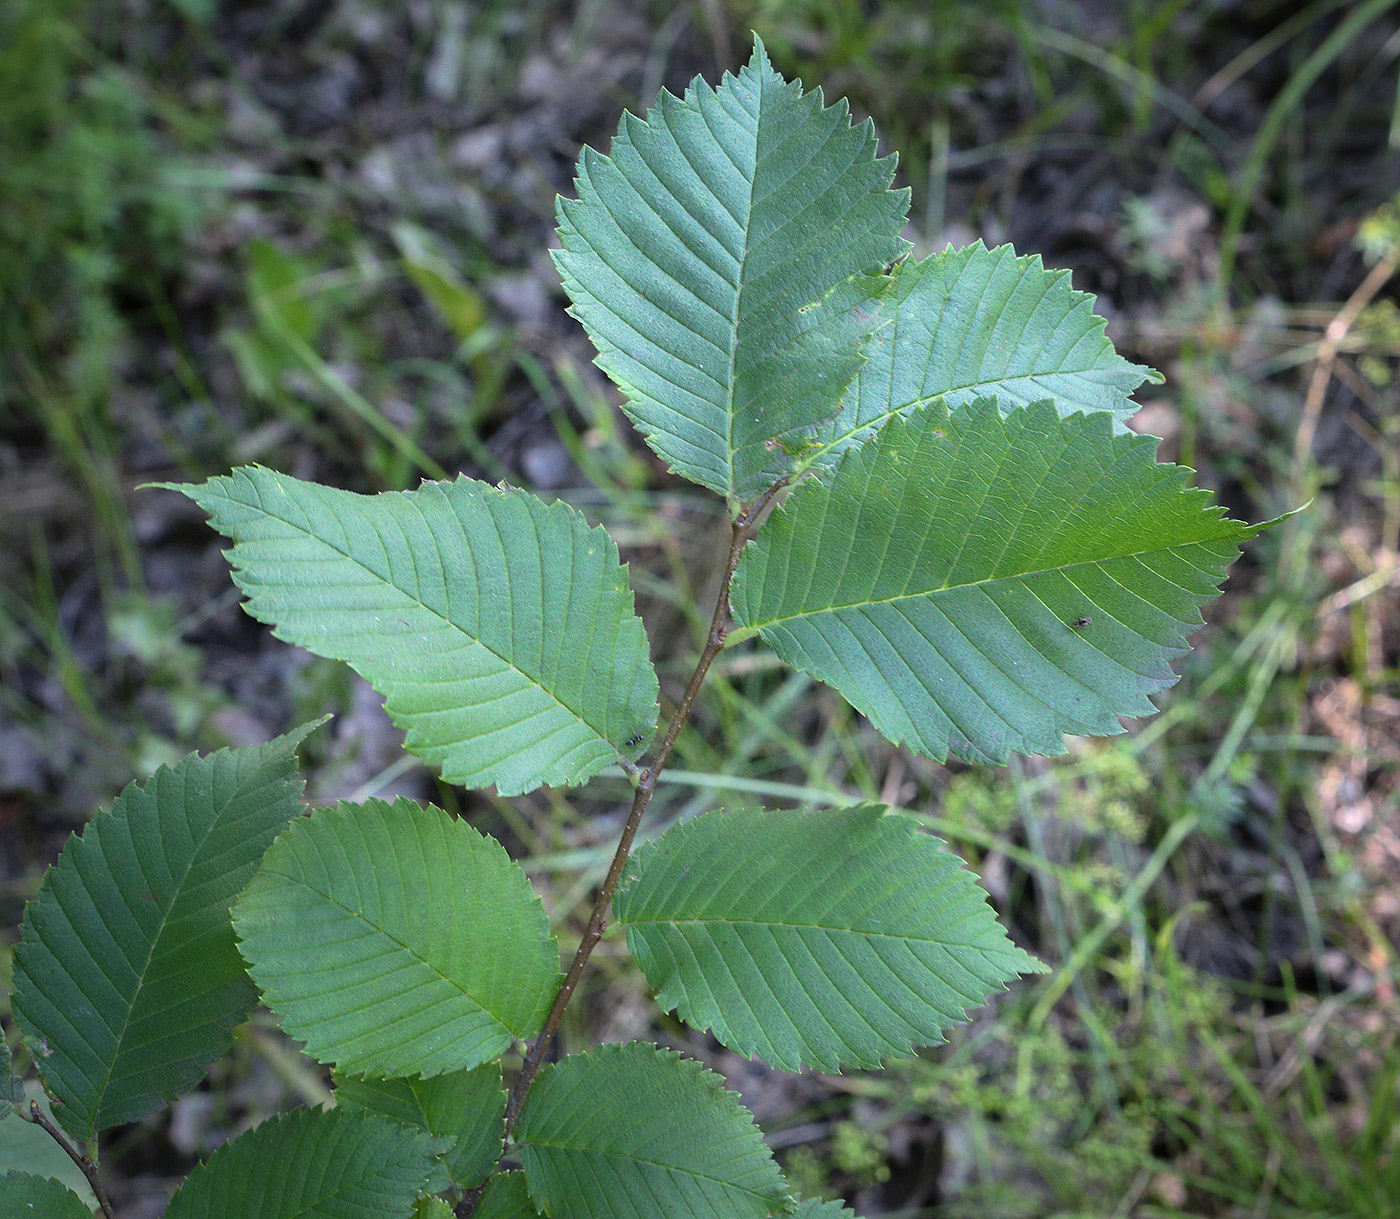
left=28, top=1101, right=117, bottom=1219
left=465, top=482, right=782, bottom=1218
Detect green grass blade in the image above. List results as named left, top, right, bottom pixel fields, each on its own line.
left=11, top=726, right=317, bottom=1141
left=164, top=1107, right=438, bottom=1219
left=515, top=1042, right=793, bottom=1219
left=334, top=1062, right=505, bottom=1191
left=1216, top=0, right=1400, bottom=290
left=555, top=38, right=908, bottom=501
left=0, top=1172, right=93, bottom=1219
left=809, top=242, right=1161, bottom=464
left=615, top=806, right=1042, bottom=1071
left=233, top=798, right=558, bottom=1078
left=166, top=467, right=659, bottom=796
left=731, top=399, right=1259, bottom=765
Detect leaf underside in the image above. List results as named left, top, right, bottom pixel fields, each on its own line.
left=234, top=798, right=558, bottom=1079
left=732, top=399, right=1258, bottom=765
left=11, top=728, right=314, bottom=1141
left=169, top=467, right=658, bottom=796
left=0, top=1094, right=96, bottom=1204
left=334, top=1062, right=505, bottom=1191
left=616, top=806, right=1040, bottom=1071
left=555, top=39, right=908, bottom=501
left=515, top=1042, right=794, bottom=1219
left=811, top=241, right=1162, bottom=464
left=164, top=1107, right=437, bottom=1219
left=0, top=1171, right=93, bottom=1219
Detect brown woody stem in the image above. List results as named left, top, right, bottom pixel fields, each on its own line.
left=29, top=1101, right=117, bottom=1219
left=457, top=482, right=783, bottom=1218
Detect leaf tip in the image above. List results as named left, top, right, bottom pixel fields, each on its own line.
left=272, top=714, right=331, bottom=754
left=1019, top=950, right=1054, bottom=977
left=748, top=31, right=773, bottom=73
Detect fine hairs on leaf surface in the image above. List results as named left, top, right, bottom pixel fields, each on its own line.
left=234, top=798, right=559, bottom=1079
left=0, top=35, right=1272, bottom=1219
left=615, top=805, right=1045, bottom=1072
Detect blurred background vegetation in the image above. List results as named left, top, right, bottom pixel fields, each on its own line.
left=1, top=1, right=1398, bottom=1215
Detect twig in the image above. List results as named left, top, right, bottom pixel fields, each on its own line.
left=29, top=1101, right=117, bottom=1219
left=1292, top=247, right=1399, bottom=494
left=456, top=482, right=785, bottom=1218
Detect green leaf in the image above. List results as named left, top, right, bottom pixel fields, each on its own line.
left=334, top=1061, right=505, bottom=1190
left=164, top=1107, right=438, bottom=1219
left=0, top=1171, right=93, bottom=1219
left=792, top=1202, right=856, bottom=1218
left=167, top=467, right=658, bottom=796
left=516, top=1042, right=793, bottom=1219
left=731, top=400, right=1259, bottom=765
left=474, top=1173, right=545, bottom=1219
left=414, top=1198, right=456, bottom=1219
left=554, top=38, right=908, bottom=502
left=11, top=727, right=316, bottom=1141
left=234, top=798, right=558, bottom=1078
left=248, top=238, right=325, bottom=346
left=616, top=806, right=1040, bottom=1071
left=809, top=243, right=1161, bottom=464
left=0, top=1091, right=97, bottom=1206
left=393, top=222, right=490, bottom=343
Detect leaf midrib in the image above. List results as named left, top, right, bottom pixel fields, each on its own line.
left=83, top=764, right=266, bottom=1133
left=217, top=486, right=612, bottom=749
left=258, top=874, right=521, bottom=1037
left=721, top=68, right=764, bottom=498
left=524, top=1139, right=781, bottom=1199
left=621, top=913, right=1001, bottom=949
left=743, top=536, right=1228, bottom=632
left=814, top=368, right=1133, bottom=460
